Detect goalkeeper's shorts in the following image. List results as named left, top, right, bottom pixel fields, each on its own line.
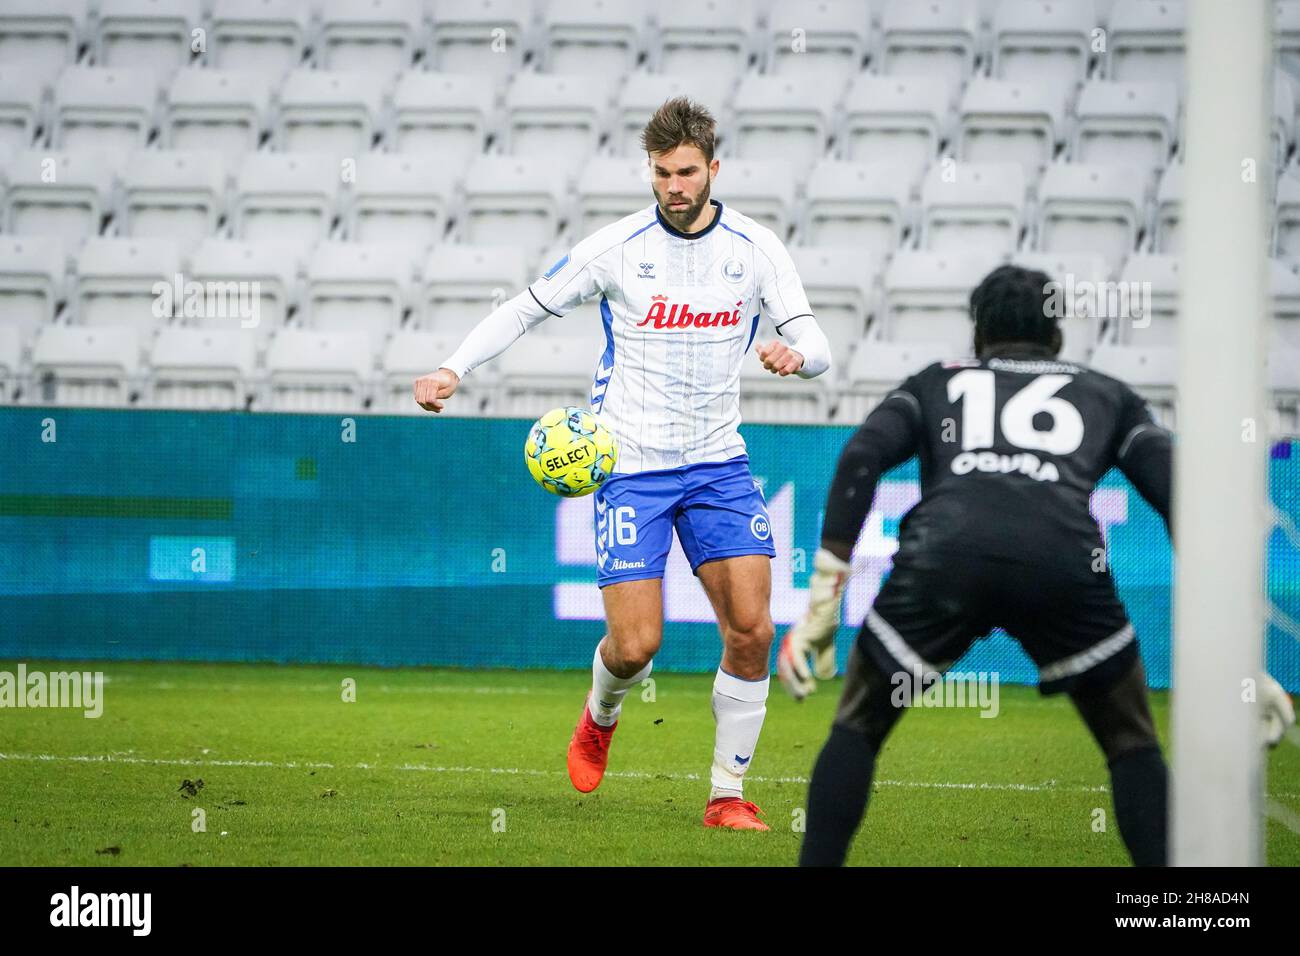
left=592, top=454, right=776, bottom=588
left=859, top=552, right=1138, bottom=696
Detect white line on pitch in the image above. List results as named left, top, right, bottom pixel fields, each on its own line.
left=8, top=750, right=1300, bottom=799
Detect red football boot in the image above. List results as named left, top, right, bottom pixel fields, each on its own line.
left=703, top=796, right=770, bottom=831
left=567, top=695, right=617, bottom=793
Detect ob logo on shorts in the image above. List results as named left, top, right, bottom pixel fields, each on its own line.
left=749, top=513, right=771, bottom=541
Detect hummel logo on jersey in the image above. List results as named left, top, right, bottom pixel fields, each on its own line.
left=638, top=261, right=655, bottom=279
left=637, top=295, right=743, bottom=329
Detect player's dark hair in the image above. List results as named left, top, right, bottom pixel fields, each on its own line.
left=641, top=96, right=717, bottom=161
left=969, top=264, right=1062, bottom=356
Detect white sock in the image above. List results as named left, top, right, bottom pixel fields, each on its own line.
left=588, top=640, right=652, bottom=727
left=710, top=668, right=769, bottom=800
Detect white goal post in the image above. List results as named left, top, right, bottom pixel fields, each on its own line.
left=1172, top=0, right=1273, bottom=865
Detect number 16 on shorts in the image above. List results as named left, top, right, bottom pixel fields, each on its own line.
left=595, top=496, right=639, bottom=574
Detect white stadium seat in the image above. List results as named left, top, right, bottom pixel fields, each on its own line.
left=276, top=69, right=388, bottom=156
left=347, top=153, right=450, bottom=249
left=541, top=0, right=647, bottom=77
left=575, top=156, right=653, bottom=236
left=789, top=246, right=881, bottom=354
left=263, top=329, right=374, bottom=412
left=1090, top=342, right=1177, bottom=426
left=711, top=159, right=797, bottom=239
left=0, top=236, right=66, bottom=350
left=1268, top=347, right=1300, bottom=437
left=880, top=249, right=1002, bottom=349
left=840, top=73, right=953, bottom=182
left=837, top=340, right=953, bottom=422
left=317, top=0, right=423, bottom=74
left=650, top=0, right=755, bottom=75
left=1276, top=71, right=1297, bottom=172
left=304, top=241, right=414, bottom=351
left=1035, top=162, right=1147, bottom=270
left=209, top=0, right=311, bottom=76
left=1278, top=0, right=1300, bottom=59
left=957, top=77, right=1069, bottom=176
left=612, top=70, right=737, bottom=155
left=802, top=159, right=913, bottom=255
left=1011, top=251, right=1110, bottom=361
left=188, top=238, right=306, bottom=337
left=1106, top=0, right=1185, bottom=85
left=1115, top=252, right=1179, bottom=346
left=1071, top=80, right=1179, bottom=181
left=1272, top=258, right=1300, bottom=351
left=233, top=152, right=341, bottom=243
left=94, top=0, right=200, bottom=76
left=421, top=244, right=529, bottom=335
left=3, top=150, right=118, bottom=245
left=73, top=237, right=180, bottom=344
left=121, top=150, right=227, bottom=253
left=730, top=73, right=839, bottom=176
left=53, top=67, right=159, bottom=159
left=920, top=161, right=1026, bottom=254
left=147, top=327, right=258, bottom=410
left=0, top=0, right=86, bottom=89
left=391, top=71, right=497, bottom=167
left=879, top=0, right=980, bottom=87
left=164, top=69, right=272, bottom=165
left=429, top=0, right=531, bottom=77
left=0, top=324, right=24, bottom=402
left=379, top=329, right=493, bottom=416
left=992, top=0, right=1096, bottom=87
left=0, top=66, right=46, bottom=154
left=1276, top=170, right=1300, bottom=261
left=30, top=324, right=141, bottom=407
left=504, top=73, right=610, bottom=174
left=495, top=334, right=606, bottom=417
left=459, top=155, right=565, bottom=253
left=1153, top=161, right=1182, bottom=255
left=764, top=0, right=872, bottom=84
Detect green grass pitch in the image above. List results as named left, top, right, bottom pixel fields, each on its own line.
left=1, top=660, right=1297, bottom=866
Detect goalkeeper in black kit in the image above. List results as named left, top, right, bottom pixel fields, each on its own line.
left=778, top=264, right=1296, bottom=867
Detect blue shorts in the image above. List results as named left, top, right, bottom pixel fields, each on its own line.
left=594, top=454, right=776, bottom=588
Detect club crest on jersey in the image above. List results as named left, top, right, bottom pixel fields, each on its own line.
left=721, top=257, right=746, bottom=283
left=638, top=294, right=743, bottom=329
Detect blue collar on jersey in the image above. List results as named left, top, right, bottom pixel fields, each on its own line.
left=655, top=199, right=724, bottom=240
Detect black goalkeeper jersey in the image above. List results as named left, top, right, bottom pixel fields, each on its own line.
left=822, top=345, right=1173, bottom=575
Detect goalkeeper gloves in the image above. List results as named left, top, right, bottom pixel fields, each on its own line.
left=1261, top=672, right=1296, bottom=748
left=777, top=547, right=851, bottom=702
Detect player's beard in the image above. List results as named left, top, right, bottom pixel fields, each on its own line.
left=655, top=178, right=712, bottom=233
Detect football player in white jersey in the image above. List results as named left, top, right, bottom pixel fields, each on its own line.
left=414, top=98, right=832, bottom=830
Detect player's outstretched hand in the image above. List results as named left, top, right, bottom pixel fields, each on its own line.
left=756, top=339, right=805, bottom=376
left=414, top=368, right=460, bottom=412
left=1261, top=672, right=1296, bottom=747
left=777, top=548, right=851, bottom=701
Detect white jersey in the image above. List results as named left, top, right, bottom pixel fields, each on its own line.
left=528, top=200, right=822, bottom=474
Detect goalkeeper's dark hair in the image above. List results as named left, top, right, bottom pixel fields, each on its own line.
left=969, top=264, right=1062, bottom=356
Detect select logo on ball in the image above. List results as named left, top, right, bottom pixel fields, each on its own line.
left=525, top=406, right=618, bottom=498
